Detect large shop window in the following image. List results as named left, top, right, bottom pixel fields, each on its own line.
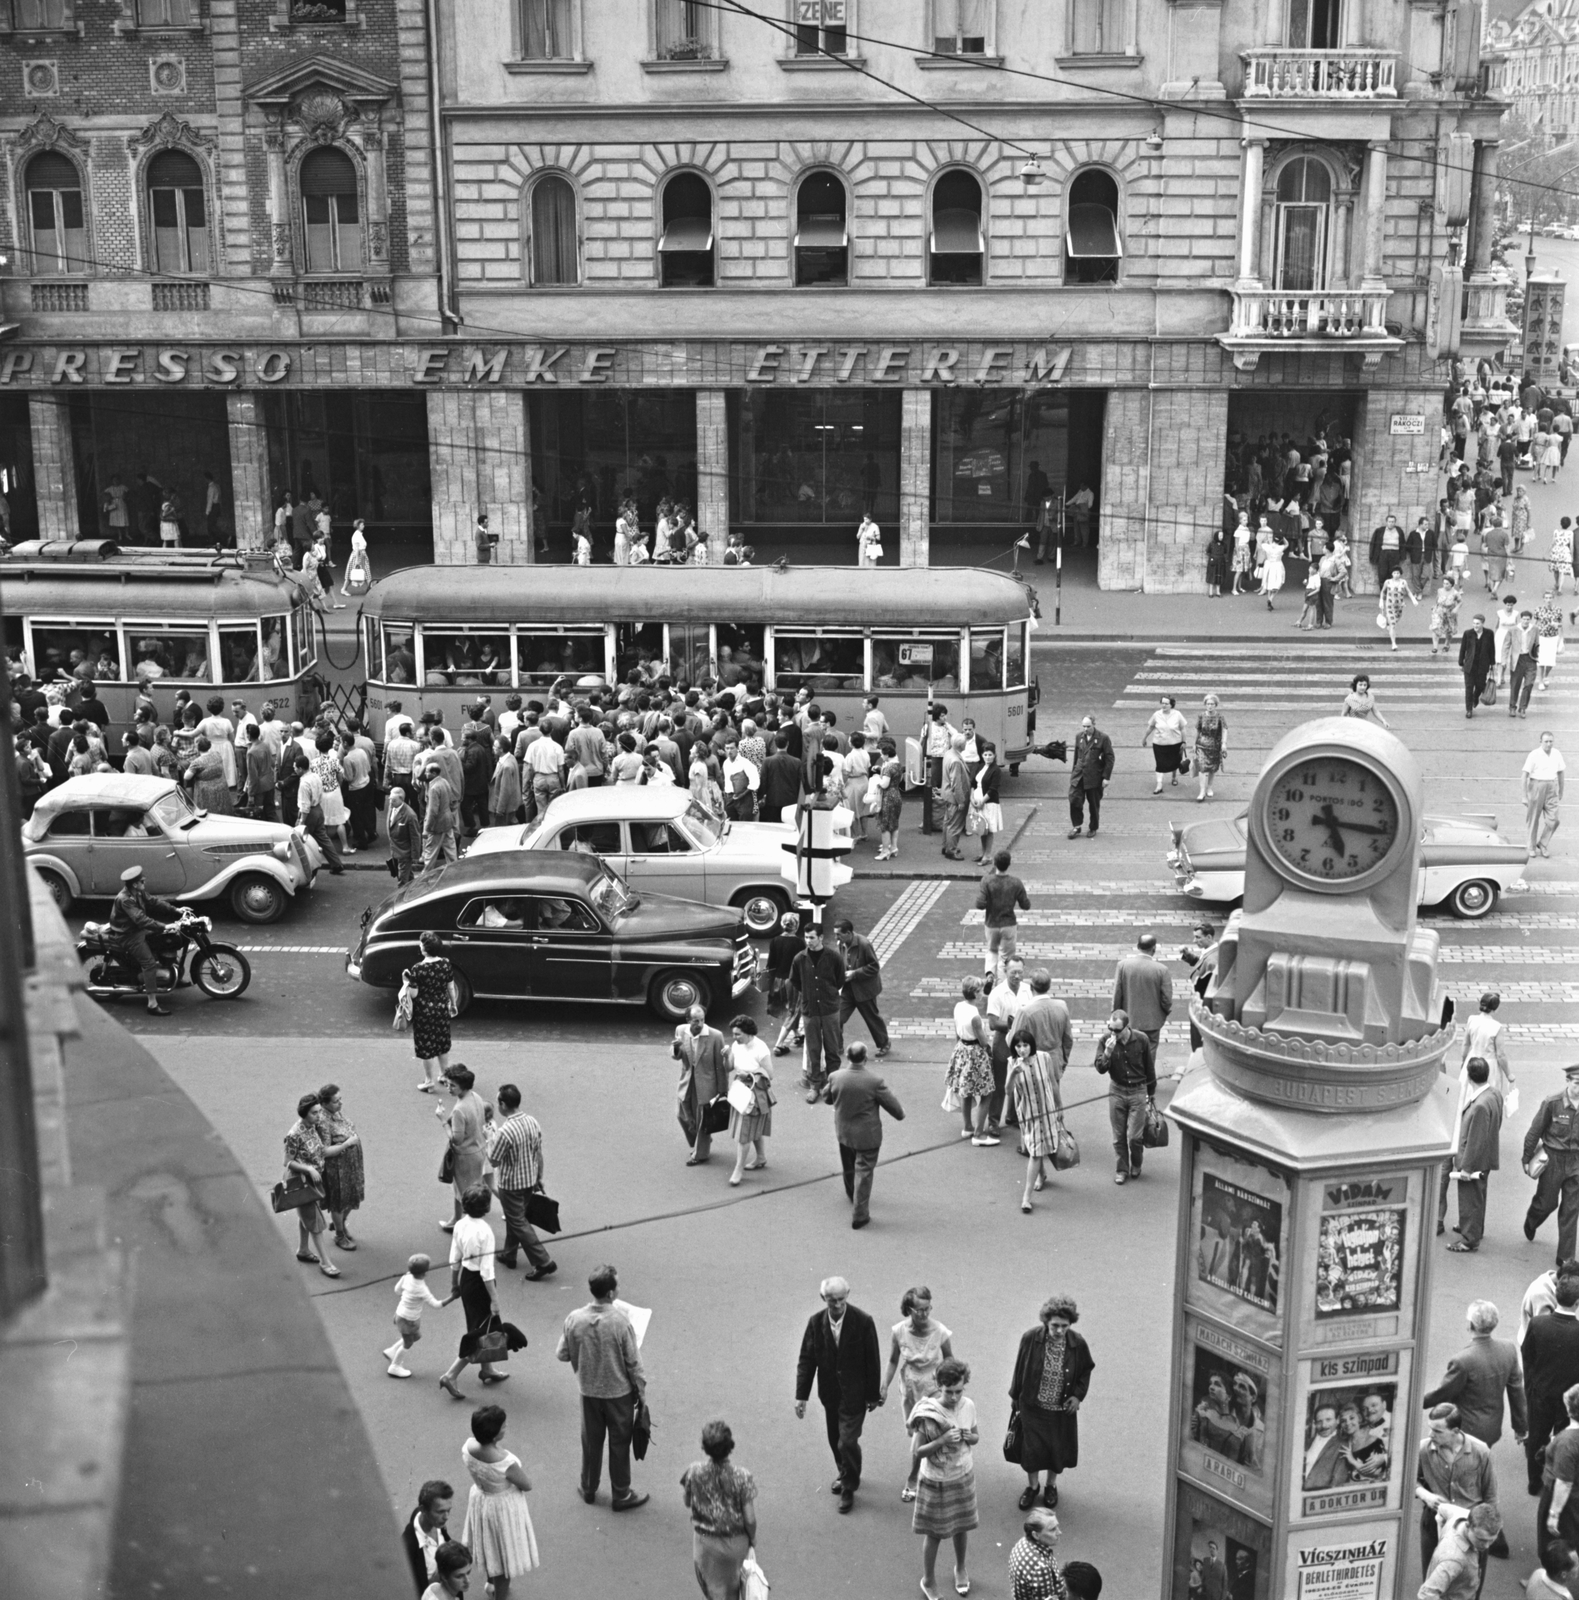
left=531, top=175, right=578, bottom=285
left=728, top=390, right=900, bottom=532
left=931, top=389, right=1072, bottom=527
left=658, top=172, right=715, bottom=286
left=521, top=0, right=572, bottom=56
left=794, top=170, right=849, bottom=287
left=300, top=148, right=362, bottom=274
left=1064, top=169, right=1121, bottom=286
left=1275, top=156, right=1332, bottom=292
left=25, top=152, right=86, bottom=278
left=148, top=150, right=211, bottom=276
left=929, top=170, right=984, bottom=286
left=528, top=390, right=697, bottom=555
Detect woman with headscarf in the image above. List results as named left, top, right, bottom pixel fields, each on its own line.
left=1192, top=695, right=1227, bottom=803
left=1009, top=1295, right=1094, bottom=1510
left=315, top=1081, right=365, bottom=1251
left=437, top=1065, right=490, bottom=1233
left=1008, top=1507, right=1068, bottom=1600
left=282, top=1091, right=349, bottom=1278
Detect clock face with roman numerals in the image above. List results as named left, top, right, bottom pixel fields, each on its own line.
left=1261, top=755, right=1403, bottom=884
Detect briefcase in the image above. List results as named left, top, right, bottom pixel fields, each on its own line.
left=702, top=1096, right=732, bottom=1135
left=524, top=1189, right=562, bottom=1234
left=1141, top=1100, right=1170, bottom=1149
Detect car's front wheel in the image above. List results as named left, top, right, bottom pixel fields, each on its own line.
left=449, top=969, right=474, bottom=1017
left=732, top=887, right=789, bottom=937
left=650, top=969, right=713, bottom=1022
left=36, top=868, right=73, bottom=913
left=230, top=873, right=288, bottom=924
left=1448, top=879, right=1499, bottom=919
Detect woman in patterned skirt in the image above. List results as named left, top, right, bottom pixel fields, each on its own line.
left=315, top=1081, right=365, bottom=1251
left=405, top=931, right=455, bottom=1091
left=1009, top=1296, right=1094, bottom=1511
left=946, top=976, right=996, bottom=1145
left=1192, top=696, right=1228, bottom=803
left=1005, top=1030, right=1064, bottom=1215
left=910, top=1357, right=980, bottom=1600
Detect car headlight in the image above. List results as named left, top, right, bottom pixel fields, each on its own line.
left=272, top=841, right=291, bottom=861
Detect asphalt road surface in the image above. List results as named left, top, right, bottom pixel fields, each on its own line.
left=77, top=622, right=1579, bottom=1600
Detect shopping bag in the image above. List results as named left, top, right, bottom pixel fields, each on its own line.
left=1374, top=609, right=1388, bottom=629
left=1051, top=1120, right=1081, bottom=1171
left=1141, top=1099, right=1170, bottom=1149
left=727, top=1078, right=758, bottom=1116
left=741, top=1548, right=771, bottom=1600
left=1481, top=678, right=1498, bottom=707
left=965, top=800, right=984, bottom=836
left=941, top=1080, right=962, bottom=1113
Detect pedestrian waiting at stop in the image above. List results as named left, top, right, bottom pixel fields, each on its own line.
left=945, top=975, right=998, bottom=1146
left=556, top=1263, right=649, bottom=1511
left=458, top=1403, right=539, bottom=1600
left=1441, top=1058, right=1503, bottom=1253
left=1009, top=1295, right=1094, bottom=1512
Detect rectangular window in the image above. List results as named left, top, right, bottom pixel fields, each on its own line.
left=362, top=617, right=382, bottom=682
left=420, top=628, right=510, bottom=688
left=655, top=0, right=713, bottom=58
left=29, top=188, right=84, bottom=276
left=127, top=625, right=214, bottom=683
left=795, top=0, right=846, bottom=53
left=668, top=623, right=712, bottom=686
left=293, top=606, right=317, bottom=668
left=138, top=0, right=193, bottom=24
left=872, top=632, right=960, bottom=692
left=381, top=624, right=416, bottom=684
left=515, top=628, right=606, bottom=687
left=304, top=192, right=360, bottom=273
left=152, top=187, right=209, bottom=275
left=521, top=0, right=572, bottom=57
left=728, top=389, right=901, bottom=527
left=933, top=0, right=986, bottom=53
left=715, top=622, right=765, bottom=686
left=28, top=622, right=122, bottom=683
left=217, top=625, right=264, bottom=684
left=967, top=628, right=1002, bottom=692
left=1005, top=623, right=1026, bottom=690
left=615, top=622, right=665, bottom=680
left=15, top=0, right=70, bottom=26
left=932, top=389, right=1070, bottom=526
left=773, top=630, right=864, bottom=692
left=1070, top=0, right=1126, bottom=53
left=1287, top=0, right=1340, bottom=49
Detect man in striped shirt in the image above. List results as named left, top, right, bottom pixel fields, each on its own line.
left=487, top=1083, right=556, bottom=1280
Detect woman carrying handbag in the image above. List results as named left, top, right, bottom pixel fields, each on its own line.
left=280, top=1091, right=348, bottom=1279
left=437, top=1184, right=508, bottom=1401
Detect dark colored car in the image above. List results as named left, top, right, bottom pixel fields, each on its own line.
left=346, top=852, right=758, bottom=1022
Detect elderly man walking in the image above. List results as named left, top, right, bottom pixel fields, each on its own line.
left=1442, top=1057, right=1503, bottom=1253
left=420, top=757, right=460, bottom=875
left=1524, top=732, right=1566, bottom=858
left=556, top=1263, right=649, bottom=1511
left=673, top=1004, right=728, bottom=1165
left=794, top=1276, right=883, bottom=1513
left=1459, top=614, right=1496, bottom=719
left=1112, top=932, right=1173, bottom=1052
left=386, top=784, right=419, bottom=886
left=824, top=1043, right=905, bottom=1229
left=938, top=734, right=971, bottom=861
left=1067, top=715, right=1114, bottom=839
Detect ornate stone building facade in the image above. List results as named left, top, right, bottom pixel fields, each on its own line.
left=1485, top=0, right=1579, bottom=143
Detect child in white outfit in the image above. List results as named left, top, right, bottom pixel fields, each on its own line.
left=383, top=1253, right=453, bottom=1378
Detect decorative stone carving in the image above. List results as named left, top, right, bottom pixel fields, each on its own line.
left=127, top=110, right=210, bottom=158
left=294, top=86, right=354, bottom=143
left=16, top=110, right=85, bottom=154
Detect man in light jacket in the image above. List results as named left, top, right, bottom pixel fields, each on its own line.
left=672, top=1004, right=728, bottom=1165
left=824, top=1043, right=905, bottom=1229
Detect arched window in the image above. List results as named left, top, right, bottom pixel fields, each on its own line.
left=794, top=170, right=848, bottom=287
left=531, top=175, right=578, bottom=285
left=25, top=152, right=85, bottom=277
left=300, top=148, right=362, bottom=274
left=1064, top=168, right=1122, bottom=285
left=148, top=150, right=210, bottom=275
left=929, top=169, right=984, bottom=285
left=1274, top=157, right=1333, bottom=292
left=658, top=172, right=714, bottom=288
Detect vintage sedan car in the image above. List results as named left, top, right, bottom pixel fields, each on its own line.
left=347, top=852, right=758, bottom=1022
left=466, top=787, right=830, bottom=936
left=1166, top=810, right=1529, bottom=919
left=23, top=774, right=322, bottom=923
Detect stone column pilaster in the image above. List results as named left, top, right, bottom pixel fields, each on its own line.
left=226, top=392, right=271, bottom=551
left=1237, top=138, right=1265, bottom=286
left=28, top=396, right=80, bottom=541
left=898, top=389, right=931, bottom=567
left=427, top=390, right=531, bottom=566
left=695, top=389, right=729, bottom=543
left=1361, top=142, right=1389, bottom=290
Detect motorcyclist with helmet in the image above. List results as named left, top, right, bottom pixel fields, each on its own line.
left=108, top=864, right=183, bottom=1015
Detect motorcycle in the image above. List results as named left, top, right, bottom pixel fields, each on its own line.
left=76, top=909, right=252, bottom=1001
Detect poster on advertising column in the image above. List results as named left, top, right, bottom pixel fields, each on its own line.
left=1298, top=1171, right=1419, bottom=1346
left=1170, top=1483, right=1271, bottom=1600
left=1177, top=1317, right=1282, bottom=1520
left=1288, top=1349, right=1411, bottom=1524
left=1185, top=1137, right=1292, bottom=1346
left=1283, top=1520, right=1397, bottom=1600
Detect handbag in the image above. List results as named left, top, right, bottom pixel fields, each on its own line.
left=727, top=1077, right=758, bottom=1116
left=1051, top=1119, right=1081, bottom=1171
left=1530, top=1145, right=1551, bottom=1179
left=474, top=1315, right=511, bottom=1366
left=271, top=1174, right=323, bottom=1213
left=632, top=1392, right=654, bottom=1461
left=1003, top=1409, right=1024, bottom=1465
left=941, top=1080, right=962, bottom=1113
left=438, top=1145, right=457, bottom=1185
left=394, top=978, right=414, bottom=1031
left=702, top=1095, right=733, bottom=1135
left=1481, top=678, right=1498, bottom=706
left=524, top=1188, right=562, bottom=1234
left=1141, top=1099, right=1170, bottom=1149
left=741, top=1548, right=771, bottom=1600
left=965, top=799, right=984, bottom=836
left=1374, top=609, right=1388, bottom=629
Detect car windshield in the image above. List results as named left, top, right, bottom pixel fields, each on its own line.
left=683, top=799, right=724, bottom=846
left=149, top=791, right=196, bottom=831
left=589, top=869, right=636, bottom=921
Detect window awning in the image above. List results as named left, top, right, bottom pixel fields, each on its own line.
left=1067, top=203, right=1122, bottom=259
left=659, top=218, right=714, bottom=252
left=794, top=216, right=848, bottom=249
left=930, top=207, right=983, bottom=255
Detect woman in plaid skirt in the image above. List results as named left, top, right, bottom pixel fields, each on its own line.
left=910, top=1358, right=980, bottom=1599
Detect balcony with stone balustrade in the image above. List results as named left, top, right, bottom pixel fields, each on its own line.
left=1217, top=285, right=1403, bottom=371
left=1241, top=47, right=1399, bottom=98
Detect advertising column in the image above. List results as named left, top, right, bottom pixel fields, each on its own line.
left=1163, top=718, right=1457, bottom=1600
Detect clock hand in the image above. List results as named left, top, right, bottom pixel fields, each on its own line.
left=1313, top=805, right=1346, bottom=855
left=1310, top=812, right=1392, bottom=837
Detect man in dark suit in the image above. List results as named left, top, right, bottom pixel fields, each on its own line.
left=1523, top=1278, right=1579, bottom=1494
left=834, top=918, right=889, bottom=1058
left=824, top=1043, right=905, bottom=1229
left=1111, top=931, right=1173, bottom=1051
left=759, top=732, right=804, bottom=823
left=1459, top=613, right=1496, bottom=718
left=1067, top=714, right=1115, bottom=839
left=795, top=1276, right=883, bottom=1513
left=400, top=1479, right=454, bottom=1595
left=672, top=1004, right=729, bottom=1165
left=1443, top=1057, right=1503, bottom=1251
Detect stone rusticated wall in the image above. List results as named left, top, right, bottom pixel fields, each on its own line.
left=426, top=390, right=532, bottom=565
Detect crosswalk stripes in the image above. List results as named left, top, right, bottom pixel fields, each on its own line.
left=958, top=908, right=1579, bottom=930
left=867, top=880, right=948, bottom=967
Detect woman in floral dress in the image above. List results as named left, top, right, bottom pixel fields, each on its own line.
left=171, top=701, right=202, bottom=769
left=1510, top=484, right=1532, bottom=554
left=311, top=731, right=355, bottom=858
left=947, top=976, right=996, bottom=1143
left=183, top=736, right=233, bottom=814
left=1192, top=696, right=1227, bottom=803
left=283, top=1092, right=345, bottom=1278
left=1378, top=569, right=1417, bottom=651
left=1006, top=1030, right=1064, bottom=1214
left=196, top=695, right=238, bottom=790
left=882, top=1286, right=955, bottom=1502
left=316, top=1081, right=365, bottom=1251
left=405, top=931, right=455, bottom=1091
left=680, top=1420, right=758, bottom=1600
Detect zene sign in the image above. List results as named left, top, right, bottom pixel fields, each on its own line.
left=0, top=341, right=1074, bottom=390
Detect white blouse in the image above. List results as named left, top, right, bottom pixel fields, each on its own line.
left=448, top=1215, right=497, bottom=1282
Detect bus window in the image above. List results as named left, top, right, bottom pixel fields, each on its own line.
left=29, top=622, right=122, bottom=685
left=669, top=624, right=711, bottom=687
left=871, top=633, right=959, bottom=692
left=715, top=623, right=764, bottom=689
left=361, top=616, right=382, bottom=682
left=382, top=623, right=415, bottom=684
left=516, top=629, right=605, bottom=688
left=968, top=628, right=1003, bottom=693
left=774, top=631, right=864, bottom=692
left=294, top=607, right=318, bottom=669
left=218, top=625, right=262, bottom=684
left=261, top=617, right=289, bottom=682
left=3, top=614, right=22, bottom=678
left=422, top=629, right=509, bottom=688
left=1006, top=622, right=1026, bottom=689
left=615, top=622, right=664, bottom=683
left=127, top=626, right=212, bottom=683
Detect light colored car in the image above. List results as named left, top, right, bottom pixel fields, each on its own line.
left=466, top=786, right=828, bottom=936
left=1166, top=809, right=1528, bottom=919
left=23, top=774, right=322, bottom=924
